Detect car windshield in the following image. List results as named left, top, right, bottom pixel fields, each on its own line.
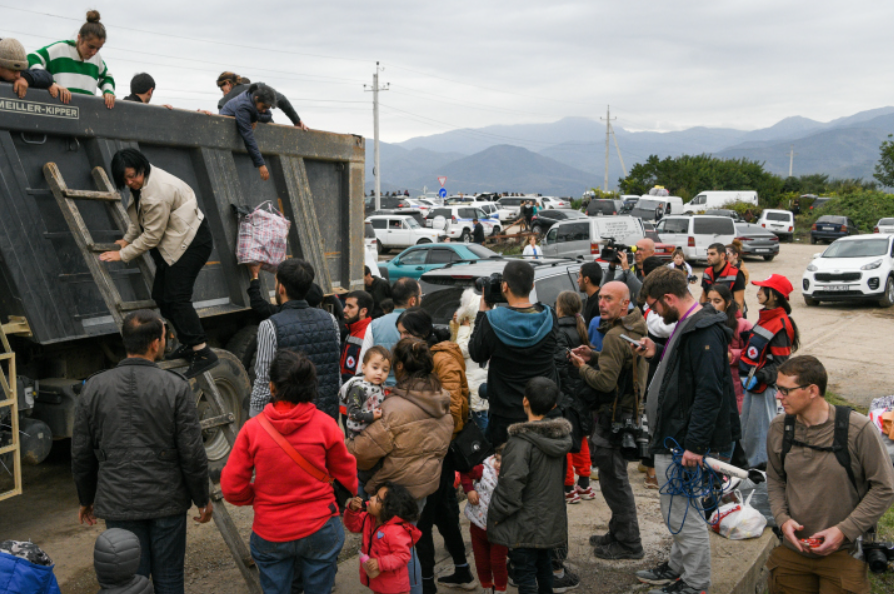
left=766, top=212, right=790, bottom=221
left=466, top=245, right=498, bottom=258
left=823, top=239, right=888, bottom=258
left=405, top=217, right=420, bottom=228
left=879, top=218, right=894, bottom=225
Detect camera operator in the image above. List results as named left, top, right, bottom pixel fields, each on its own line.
left=600, top=238, right=654, bottom=303
left=766, top=356, right=894, bottom=594
left=568, top=281, right=648, bottom=560
left=631, top=267, right=740, bottom=594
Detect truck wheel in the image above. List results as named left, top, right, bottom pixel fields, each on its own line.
left=193, top=349, right=251, bottom=482
left=804, top=295, right=819, bottom=307
left=880, top=276, right=894, bottom=308
left=226, top=325, right=259, bottom=384
left=19, top=418, right=53, bottom=465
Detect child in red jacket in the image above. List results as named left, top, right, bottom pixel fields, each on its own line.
left=344, top=482, right=422, bottom=594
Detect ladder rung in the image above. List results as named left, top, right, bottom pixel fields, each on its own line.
left=63, top=189, right=121, bottom=201
left=87, top=243, right=121, bottom=253
left=117, top=300, right=156, bottom=312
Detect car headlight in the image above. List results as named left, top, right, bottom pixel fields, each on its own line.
left=861, top=259, right=883, bottom=270
left=806, top=264, right=818, bottom=272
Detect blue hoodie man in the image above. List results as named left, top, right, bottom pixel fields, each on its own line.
left=469, top=260, right=559, bottom=447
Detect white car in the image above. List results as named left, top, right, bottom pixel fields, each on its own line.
left=757, top=209, right=795, bottom=241
left=802, top=234, right=894, bottom=307
left=875, top=218, right=894, bottom=234
left=654, top=215, right=737, bottom=261
left=540, top=196, right=569, bottom=208
left=425, top=205, right=501, bottom=241
left=366, top=214, right=442, bottom=253
left=402, top=198, right=431, bottom=217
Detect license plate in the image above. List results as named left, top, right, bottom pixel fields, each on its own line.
left=824, top=285, right=849, bottom=291
left=822, top=226, right=834, bottom=231
left=755, top=249, right=771, bottom=253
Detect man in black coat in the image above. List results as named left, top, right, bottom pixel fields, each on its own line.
left=364, top=266, right=392, bottom=318
left=72, top=310, right=212, bottom=593
left=472, top=218, right=486, bottom=244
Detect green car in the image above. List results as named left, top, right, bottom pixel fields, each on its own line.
left=384, top=243, right=498, bottom=281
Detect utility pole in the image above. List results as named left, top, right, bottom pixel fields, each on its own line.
left=788, top=145, right=796, bottom=177
left=364, top=62, right=389, bottom=210
left=600, top=105, right=616, bottom=192
left=611, top=124, right=627, bottom=178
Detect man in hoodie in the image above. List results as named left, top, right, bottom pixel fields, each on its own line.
left=569, top=281, right=648, bottom=560
left=631, top=267, right=741, bottom=594
left=488, top=377, right=573, bottom=594
left=469, top=260, right=559, bottom=448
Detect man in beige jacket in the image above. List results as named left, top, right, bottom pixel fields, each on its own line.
left=100, top=148, right=216, bottom=377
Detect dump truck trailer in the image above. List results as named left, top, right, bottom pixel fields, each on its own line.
left=0, top=84, right=365, bottom=484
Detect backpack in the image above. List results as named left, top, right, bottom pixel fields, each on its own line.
left=780, top=405, right=857, bottom=493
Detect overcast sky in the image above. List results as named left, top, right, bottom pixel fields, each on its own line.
left=3, top=1, right=892, bottom=143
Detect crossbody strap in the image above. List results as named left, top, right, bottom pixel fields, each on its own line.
left=256, top=414, right=332, bottom=483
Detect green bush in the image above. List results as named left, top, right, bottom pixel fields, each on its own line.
left=799, top=192, right=894, bottom=233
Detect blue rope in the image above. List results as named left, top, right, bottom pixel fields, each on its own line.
left=659, top=437, right=725, bottom=535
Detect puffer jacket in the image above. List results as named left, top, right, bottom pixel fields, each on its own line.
left=430, top=341, right=470, bottom=437
left=487, top=414, right=573, bottom=549
left=462, top=455, right=499, bottom=530
left=71, top=358, right=209, bottom=521
left=348, top=383, right=453, bottom=499
left=554, top=316, right=587, bottom=401
left=453, top=324, right=488, bottom=413
left=344, top=510, right=422, bottom=594
left=0, top=542, right=60, bottom=594
left=94, top=529, right=153, bottom=594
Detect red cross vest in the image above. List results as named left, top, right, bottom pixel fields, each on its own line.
left=738, top=307, right=795, bottom=394
left=703, top=261, right=740, bottom=292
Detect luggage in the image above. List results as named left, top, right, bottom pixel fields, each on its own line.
left=236, top=201, right=291, bottom=272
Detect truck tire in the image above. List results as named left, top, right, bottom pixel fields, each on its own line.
left=193, top=349, right=251, bottom=482
left=19, top=417, right=53, bottom=465
left=226, top=325, right=259, bottom=383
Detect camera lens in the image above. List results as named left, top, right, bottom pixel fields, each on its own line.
left=866, top=548, right=890, bottom=574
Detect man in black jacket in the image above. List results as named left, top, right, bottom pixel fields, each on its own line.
left=632, top=268, right=741, bottom=594
left=472, top=218, right=486, bottom=244
left=364, top=266, right=392, bottom=319
left=72, top=310, right=212, bottom=593
left=577, top=261, right=603, bottom=326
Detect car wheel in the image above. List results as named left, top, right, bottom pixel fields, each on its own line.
left=810, top=236, right=817, bottom=245
left=880, top=276, right=894, bottom=308
left=804, top=295, right=819, bottom=307
left=461, top=229, right=471, bottom=243
left=493, top=226, right=501, bottom=235
left=376, top=239, right=384, bottom=254
left=417, top=238, right=432, bottom=245
left=763, top=254, right=775, bottom=261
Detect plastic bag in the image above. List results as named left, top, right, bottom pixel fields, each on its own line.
left=709, top=490, right=767, bottom=540
left=236, top=201, right=291, bottom=272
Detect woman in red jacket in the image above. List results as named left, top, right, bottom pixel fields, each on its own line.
left=221, top=350, right=358, bottom=594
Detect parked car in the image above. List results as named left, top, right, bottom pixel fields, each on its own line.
left=802, top=235, right=894, bottom=307
left=364, top=194, right=412, bottom=214
left=541, top=215, right=645, bottom=260
left=655, top=215, right=737, bottom=261
left=756, top=209, right=795, bottom=241
left=366, top=214, right=442, bottom=253
left=420, top=258, right=585, bottom=324
left=402, top=198, right=432, bottom=216
left=642, top=229, right=676, bottom=261
left=530, top=209, right=588, bottom=234
left=874, top=218, right=894, bottom=234
left=809, top=197, right=833, bottom=211
left=586, top=198, right=624, bottom=217
left=704, top=209, right=742, bottom=222
left=384, top=243, right=499, bottom=281
left=425, top=206, right=501, bottom=241
left=496, top=196, right=543, bottom=222
left=364, top=222, right=383, bottom=277
left=625, top=196, right=684, bottom=222
left=371, top=208, right=426, bottom=227
left=684, top=191, right=758, bottom=214
left=734, top=222, right=780, bottom=261
left=540, top=196, right=570, bottom=208
left=810, top=215, right=860, bottom=244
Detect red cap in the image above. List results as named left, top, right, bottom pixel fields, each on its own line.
left=752, top=274, right=793, bottom=300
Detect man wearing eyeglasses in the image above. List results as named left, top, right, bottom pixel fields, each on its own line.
left=764, top=355, right=894, bottom=594
left=629, top=267, right=741, bottom=594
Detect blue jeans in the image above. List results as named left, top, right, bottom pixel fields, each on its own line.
left=508, top=548, right=553, bottom=594
left=471, top=410, right=489, bottom=433
left=250, top=516, right=345, bottom=594
left=105, top=513, right=187, bottom=594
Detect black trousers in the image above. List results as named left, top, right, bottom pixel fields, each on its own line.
left=416, top=454, right=467, bottom=579
left=149, top=220, right=213, bottom=347
left=591, top=426, right=643, bottom=550
left=486, top=413, right=524, bottom=449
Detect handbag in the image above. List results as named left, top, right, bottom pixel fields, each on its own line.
left=235, top=201, right=291, bottom=272
left=449, top=419, right=494, bottom=473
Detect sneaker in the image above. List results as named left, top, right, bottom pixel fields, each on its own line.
left=185, top=347, right=220, bottom=379
left=588, top=532, right=616, bottom=547
left=552, top=569, right=581, bottom=592
left=644, top=475, right=660, bottom=489
left=574, top=485, right=596, bottom=500
left=590, top=466, right=599, bottom=480
left=437, top=565, right=476, bottom=590
left=565, top=490, right=581, bottom=504
left=593, top=541, right=645, bottom=560
left=646, top=579, right=705, bottom=594
left=165, top=343, right=194, bottom=362
left=636, top=561, right=681, bottom=586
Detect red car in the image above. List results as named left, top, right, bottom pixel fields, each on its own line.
left=646, top=229, right=675, bottom=261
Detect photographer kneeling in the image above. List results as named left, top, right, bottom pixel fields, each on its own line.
left=568, top=281, right=648, bottom=560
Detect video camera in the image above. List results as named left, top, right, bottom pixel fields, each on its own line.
left=600, top=237, right=637, bottom=266
left=475, top=273, right=507, bottom=306
left=863, top=540, right=894, bottom=574
left=612, top=414, right=650, bottom=462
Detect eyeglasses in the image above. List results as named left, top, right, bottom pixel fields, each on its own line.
left=777, top=384, right=811, bottom=396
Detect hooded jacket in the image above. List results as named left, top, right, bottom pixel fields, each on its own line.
left=348, top=383, right=453, bottom=499
left=219, top=89, right=273, bottom=168
left=649, top=307, right=741, bottom=456
left=220, top=401, right=358, bottom=542
left=343, top=509, right=422, bottom=594
left=0, top=543, right=61, bottom=594
left=93, top=529, right=153, bottom=594
left=469, top=304, right=558, bottom=421
left=487, top=416, right=573, bottom=549
left=218, top=82, right=302, bottom=125
left=430, top=341, right=470, bottom=437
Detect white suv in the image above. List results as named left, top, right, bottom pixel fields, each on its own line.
left=425, top=206, right=501, bottom=241
left=366, top=214, right=442, bottom=253
left=802, top=234, right=894, bottom=307
left=757, top=209, right=795, bottom=241
left=655, top=215, right=737, bottom=261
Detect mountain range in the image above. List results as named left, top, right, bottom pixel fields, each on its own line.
left=364, top=107, right=894, bottom=196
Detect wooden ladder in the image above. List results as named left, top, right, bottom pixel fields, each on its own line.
left=43, top=163, right=262, bottom=593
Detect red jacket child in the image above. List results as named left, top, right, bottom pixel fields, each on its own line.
left=344, top=507, right=422, bottom=594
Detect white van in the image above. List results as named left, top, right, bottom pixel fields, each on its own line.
left=541, top=215, right=645, bottom=260
left=685, top=191, right=758, bottom=214
left=625, top=196, right=684, bottom=221
left=757, top=209, right=795, bottom=241
left=655, top=215, right=736, bottom=261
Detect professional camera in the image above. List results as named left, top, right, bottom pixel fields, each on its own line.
left=475, top=273, right=506, bottom=305
left=600, top=237, right=636, bottom=265
left=611, top=416, right=650, bottom=461
left=863, top=540, right=894, bottom=574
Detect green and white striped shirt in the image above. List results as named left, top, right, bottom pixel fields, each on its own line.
left=28, top=40, right=115, bottom=96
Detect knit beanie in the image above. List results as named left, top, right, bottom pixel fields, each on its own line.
left=0, top=38, right=28, bottom=71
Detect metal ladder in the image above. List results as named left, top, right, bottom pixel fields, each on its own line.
left=0, top=322, right=22, bottom=502
left=43, top=163, right=262, bottom=593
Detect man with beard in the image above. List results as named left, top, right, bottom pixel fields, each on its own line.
left=340, top=290, right=374, bottom=383
left=699, top=242, right=745, bottom=311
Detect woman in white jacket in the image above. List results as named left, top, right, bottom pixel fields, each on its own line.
left=450, top=288, right=489, bottom=431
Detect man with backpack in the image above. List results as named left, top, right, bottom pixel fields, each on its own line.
left=765, top=356, right=894, bottom=594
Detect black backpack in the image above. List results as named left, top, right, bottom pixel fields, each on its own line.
left=780, top=405, right=858, bottom=493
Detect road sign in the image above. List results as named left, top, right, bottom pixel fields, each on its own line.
left=438, top=176, right=447, bottom=187
left=438, top=188, right=447, bottom=198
